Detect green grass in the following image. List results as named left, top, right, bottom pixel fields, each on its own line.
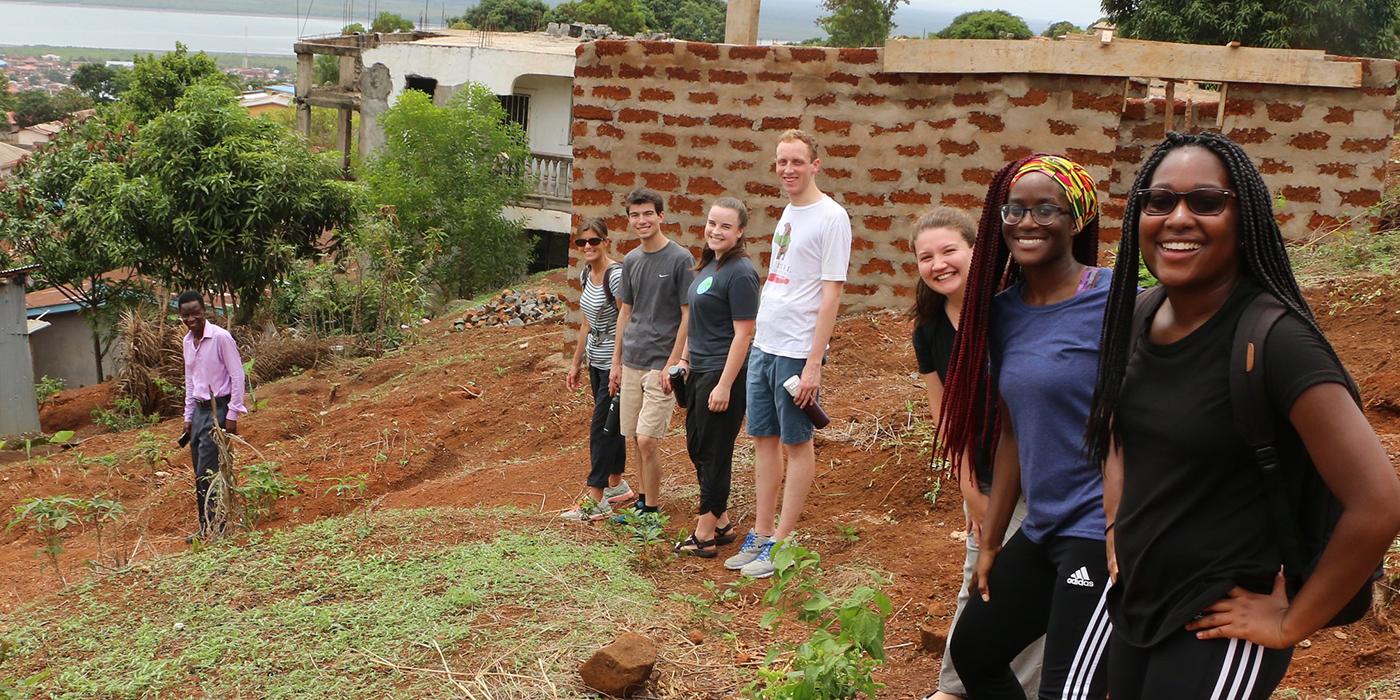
left=1289, top=228, right=1400, bottom=287
left=0, top=508, right=656, bottom=698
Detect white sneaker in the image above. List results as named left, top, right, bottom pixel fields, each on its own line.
left=739, top=539, right=780, bottom=579
left=559, top=496, right=612, bottom=522
left=724, top=530, right=770, bottom=570
left=602, top=480, right=635, bottom=505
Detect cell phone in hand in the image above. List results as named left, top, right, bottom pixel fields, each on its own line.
left=178, top=430, right=190, bottom=448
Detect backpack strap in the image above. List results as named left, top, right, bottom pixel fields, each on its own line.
left=1228, top=293, right=1300, bottom=576
left=1129, top=285, right=1168, bottom=358
left=582, top=263, right=625, bottom=309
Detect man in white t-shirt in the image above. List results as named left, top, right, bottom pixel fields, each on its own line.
left=725, top=129, right=851, bottom=578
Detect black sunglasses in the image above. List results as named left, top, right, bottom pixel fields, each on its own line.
left=574, top=237, right=605, bottom=248
left=1134, top=188, right=1235, bottom=216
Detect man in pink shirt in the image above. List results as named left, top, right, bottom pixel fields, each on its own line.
left=179, top=290, right=246, bottom=542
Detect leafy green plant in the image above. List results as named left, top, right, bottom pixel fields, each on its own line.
left=322, top=473, right=369, bottom=500
left=83, top=495, right=125, bottom=565
left=670, top=579, right=746, bottom=629
left=34, top=375, right=65, bottom=406
left=232, top=461, right=303, bottom=528
left=91, top=397, right=157, bottom=432
left=747, top=543, right=892, bottom=700
left=7, top=495, right=85, bottom=584
left=612, top=508, right=673, bottom=568
left=836, top=524, right=861, bottom=543
left=128, top=431, right=169, bottom=469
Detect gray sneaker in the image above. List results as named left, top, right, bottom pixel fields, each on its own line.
left=559, top=496, right=612, bottom=522
left=723, top=530, right=770, bottom=570
left=602, top=480, right=635, bottom=505
left=739, top=539, right=780, bottom=579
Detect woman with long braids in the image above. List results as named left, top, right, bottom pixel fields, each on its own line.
left=910, top=207, right=1044, bottom=700
left=939, top=155, right=1113, bottom=700
left=1085, top=131, right=1400, bottom=699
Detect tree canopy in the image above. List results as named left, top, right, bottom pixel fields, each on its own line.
left=0, top=114, right=143, bottom=375
left=371, top=11, right=416, bottom=33
left=360, top=85, right=532, bottom=299
left=70, top=64, right=131, bottom=103
left=453, top=0, right=550, bottom=32
left=122, top=43, right=232, bottom=124
left=936, top=10, right=1032, bottom=40
left=547, top=0, right=649, bottom=35
left=1102, top=0, right=1400, bottom=57
left=14, top=91, right=64, bottom=127
left=1042, top=20, right=1081, bottom=38
left=75, top=83, right=356, bottom=323
left=652, top=0, right=725, bottom=42
left=817, top=0, right=909, bottom=48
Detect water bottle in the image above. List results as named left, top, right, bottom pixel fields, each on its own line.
left=668, top=366, right=688, bottom=409
left=604, top=395, right=621, bottom=434
left=782, top=375, right=831, bottom=429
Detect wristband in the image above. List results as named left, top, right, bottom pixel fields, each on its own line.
left=1105, top=521, right=1116, bottom=534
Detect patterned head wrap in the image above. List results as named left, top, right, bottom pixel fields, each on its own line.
left=1010, top=155, right=1099, bottom=232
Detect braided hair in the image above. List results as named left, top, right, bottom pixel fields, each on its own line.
left=1084, top=131, right=1334, bottom=467
left=935, top=155, right=1102, bottom=476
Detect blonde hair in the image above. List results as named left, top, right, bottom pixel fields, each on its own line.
left=778, top=128, right=818, bottom=160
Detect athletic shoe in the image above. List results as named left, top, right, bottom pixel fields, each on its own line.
left=723, top=530, right=770, bottom=571
left=603, top=480, right=636, bottom=505
left=610, top=494, right=646, bottom=524
left=560, top=496, right=612, bottom=522
left=739, top=539, right=780, bottom=579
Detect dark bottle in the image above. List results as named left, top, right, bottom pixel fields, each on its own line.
left=782, top=375, right=830, bottom=429
left=604, top=395, right=621, bottom=434
left=668, top=365, right=688, bottom=409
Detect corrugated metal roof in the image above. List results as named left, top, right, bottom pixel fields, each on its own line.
left=0, top=263, right=40, bottom=279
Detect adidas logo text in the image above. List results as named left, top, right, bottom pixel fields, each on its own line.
left=1066, top=566, right=1095, bottom=588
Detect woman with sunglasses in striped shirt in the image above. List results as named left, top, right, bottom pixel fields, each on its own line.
left=563, top=218, right=636, bottom=521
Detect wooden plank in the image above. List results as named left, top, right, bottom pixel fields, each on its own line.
left=1216, top=82, right=1230, bottom=129
left=1165, top=80, right=1175, bottom=132
left=883, top=38, right=1362, bottom=89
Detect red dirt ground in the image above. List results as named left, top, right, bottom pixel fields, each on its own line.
left=1, top=269, right=1397, bottom=698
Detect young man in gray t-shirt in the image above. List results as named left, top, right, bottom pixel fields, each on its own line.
left=610, top=188, right=695, bottom=516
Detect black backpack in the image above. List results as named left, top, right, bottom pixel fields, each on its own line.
left=1131, top=285, right=1380, bottom=628
left=580, top=262, right=623, bottom=308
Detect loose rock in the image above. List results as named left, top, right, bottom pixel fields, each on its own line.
left=461, top=290, right=566, bottom=328
left=579, top=632, right=656, bottom=697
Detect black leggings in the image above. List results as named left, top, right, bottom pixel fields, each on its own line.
left=684, top=367, right=746, bottom=517
left=951, top=530, right=1111, bottom=700
left=1108, top=627, right=1291, bottom=700
left=586, top=366, right=625, bottom=488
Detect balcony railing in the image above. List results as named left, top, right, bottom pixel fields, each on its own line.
left=526, top=153, right=572, bottom=206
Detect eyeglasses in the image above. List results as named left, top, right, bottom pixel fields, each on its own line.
left=1134, top=188, right=1235, bottom=216
left=1000, top=203, right=1070, bottom=226
left=574, top=237, right=605, bottom=248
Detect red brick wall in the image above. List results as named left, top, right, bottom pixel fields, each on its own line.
left=568, top=41, right=1398, bottom=331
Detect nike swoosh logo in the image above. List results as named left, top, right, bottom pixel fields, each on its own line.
left=658, top=274, right=669, bottom=277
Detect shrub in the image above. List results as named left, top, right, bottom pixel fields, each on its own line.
left=34, top=375, right=65, bottom=406
left=92, top=397, right=158, bottom=433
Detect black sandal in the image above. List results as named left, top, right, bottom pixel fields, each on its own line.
left=674, top=533, right=718, bottom=558
left=714, top=522, right=737, bottom=545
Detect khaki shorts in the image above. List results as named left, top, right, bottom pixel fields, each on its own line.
left=619, top=365, right=675, bottom=439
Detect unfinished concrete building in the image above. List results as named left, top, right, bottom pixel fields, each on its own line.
left=294, top=29, right=579, bottom=267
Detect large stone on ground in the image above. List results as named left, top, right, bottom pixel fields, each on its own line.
left=579, top=632, right=656, bottom=697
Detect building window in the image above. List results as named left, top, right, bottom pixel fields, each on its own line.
left=405, top=75, right=437, bottom=96
left=499, top=94, right=530, bottom=132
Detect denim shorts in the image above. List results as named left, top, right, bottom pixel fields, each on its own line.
left=745, top=347, right=814, bottom=445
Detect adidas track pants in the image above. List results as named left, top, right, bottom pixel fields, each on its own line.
left=950, top=530, right=1111, bottom=700
left=1107, top=628, right=1291, bottom=700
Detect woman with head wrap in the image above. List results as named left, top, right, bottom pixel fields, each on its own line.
left=935, top=155, right=1112, bottom=699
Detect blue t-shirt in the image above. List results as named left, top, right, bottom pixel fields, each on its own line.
left=991, top=268, right=1111, bottom=543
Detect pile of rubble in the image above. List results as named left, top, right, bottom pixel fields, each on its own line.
left=453, top=289, right=565, bottom=330
left=544, top=22, right=670, bottom=41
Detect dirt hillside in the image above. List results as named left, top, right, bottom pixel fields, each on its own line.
left=1, top=269, right=1397, bottom=698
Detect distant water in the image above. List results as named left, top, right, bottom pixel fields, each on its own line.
left=0, top=1, right=344, bottom=55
